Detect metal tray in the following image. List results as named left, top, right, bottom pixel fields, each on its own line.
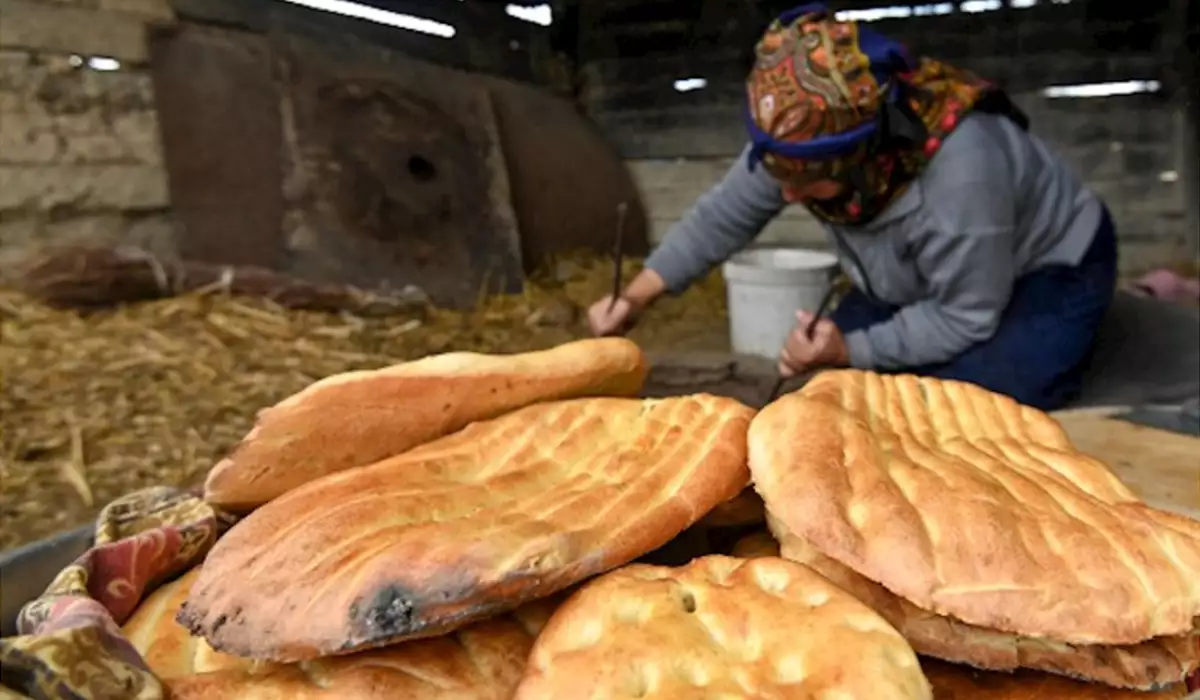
left=0, top=524, right=93, bottom=637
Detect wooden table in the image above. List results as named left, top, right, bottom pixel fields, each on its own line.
left=1053, top=406, right=1200, bottom=519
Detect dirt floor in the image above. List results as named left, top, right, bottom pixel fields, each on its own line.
left=0, top=256, right=759, bottom=551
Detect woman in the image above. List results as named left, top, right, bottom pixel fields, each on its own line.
left=587, top=4, right=1117, bottom=410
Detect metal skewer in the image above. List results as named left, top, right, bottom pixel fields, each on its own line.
left=607, top=202, right=628, bottom=313
left=763, top=278, right=844, bottom=404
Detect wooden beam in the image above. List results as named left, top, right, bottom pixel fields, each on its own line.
left=167, top=0, right=567, bottom=89
left=576, top=3, right=1170, bottom=61
left=580, top=50, right=1165, bottom=113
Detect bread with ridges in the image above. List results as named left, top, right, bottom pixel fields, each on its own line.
left=706, top=531, right=1194, bottom=695
left=921, top=658, right=1187, bottom=699
left=203, top=338, right=649, bottom=511
left=765, top=516, right=1200, bottom=690
left=749, top=370, right=1200, bottom=645
left=122, top=568, right=555, bottom=699
left=514, top=555, right=932, bottom=700
left=182, top=394, right=754, bottom=662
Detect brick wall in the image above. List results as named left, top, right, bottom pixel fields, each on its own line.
left=0, top=0, right=177, bottom=276
left=0, top=0, right=176, bottom=275
left=626, top=92, right=1191, bottom=276
left=0, top=0, right=586, bottom=280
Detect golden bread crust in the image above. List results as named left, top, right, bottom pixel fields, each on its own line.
left=767, top=516, right=1200, bottom=690
left=122, top=568, right=554, bottom=699
left=921, top=658, right=1187, bottom=699
left=123, top=568, right=248, bottom=678
left=514, top=555, right=932, bottom=700
left=697, top=487, right=765, bottom=528
left=182, top=394, right=753, bottom=661
left=203, top=338, right=649, bottom=510
left=730, top=531, right=780, bottom=559
left=749, top=370, right=1200, bottom=645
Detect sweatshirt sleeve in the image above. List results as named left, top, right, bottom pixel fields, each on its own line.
left=643, top=144, right=788, bottom=294
left=843, top=173, right=1018, bottom=370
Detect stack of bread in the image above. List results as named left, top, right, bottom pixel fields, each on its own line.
left=117, top=339, right=1200, bottom=699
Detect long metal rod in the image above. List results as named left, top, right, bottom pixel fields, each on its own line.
left=763, top=280, right=843, bottom=404
left=607, top=201, right=628, bottom=313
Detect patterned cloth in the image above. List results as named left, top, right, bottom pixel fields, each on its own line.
left=744, top=4, right=1021, bottom=225
left=0, top=487, right=237, bottom=700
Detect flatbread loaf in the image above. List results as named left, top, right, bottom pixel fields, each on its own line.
left=729, top=530, right=780, bottom=559
left=513, top=555, right=932, bottom=700
left=204, top=338, right=648, bottom=510
left=123, top=568, right=555, bottom=699
left=749, top=370, right=1200, bottom=647
left=767, top=515, right=1200, bottom=690
left=182, top=394, right=754, bottom=662
left=696, top=487, right=766, bottom=528
left=921, top=658, right=1187, bottom=699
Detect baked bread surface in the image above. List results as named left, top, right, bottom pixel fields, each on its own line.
left=182, top=394, right=753, bottom=661
left=920, top=658, right=1187, bottom=699
left=204, top=338, right=649, bottom=510
left=729, top=531, right=780, bottom=559
left=123, top=568, right=249, bottom=679
left=696, top=487, right=765, bottom=528
left=513, top=554, right=933, bottom=700
left=768, top=517, right=1200, bottom=690
left=749, top=370, right=1200, bottom=645
left=122, top=568, right=554, bottom=699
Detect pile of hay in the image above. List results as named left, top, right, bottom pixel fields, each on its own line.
left=0, top=255, right=730, bottom=550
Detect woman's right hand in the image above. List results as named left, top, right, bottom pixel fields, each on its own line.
left=586, top=268, right=666, bottom=337
left=587, top=296, right=637, bottom=337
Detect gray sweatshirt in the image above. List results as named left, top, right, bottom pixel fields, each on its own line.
left=644, top=112, right=1104, bottom=369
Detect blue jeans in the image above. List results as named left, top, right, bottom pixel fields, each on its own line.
left=830, top=209, right=1118, bottom=410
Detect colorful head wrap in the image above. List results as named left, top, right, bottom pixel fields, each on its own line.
left=745, top=3, right=1027, bottom=225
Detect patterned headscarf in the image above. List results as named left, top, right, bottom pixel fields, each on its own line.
left=745, top=3, right=1027, bottom=225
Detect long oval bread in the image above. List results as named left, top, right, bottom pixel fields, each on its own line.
left=123, top=568, right=555, bottom=699
left=182, top=394, right=754, bottom=662
left=204, top=338, right=649, bottom=511
left=749, top=370, right=1200, bottom=647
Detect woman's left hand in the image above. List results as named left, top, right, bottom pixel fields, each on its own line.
left=778, top=311, right=850, bottom=377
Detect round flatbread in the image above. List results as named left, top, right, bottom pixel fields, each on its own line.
left=921, top=658, right=1188, bottom=699
left=750, top=370, right=1200, bottom=646
left=768, top=515, right=1199, bottom=690
left=514, top=555, right=932, bottom=700
left=730, top=531, right=780, bottom=559
left=697, top=487, right=766, bottom=528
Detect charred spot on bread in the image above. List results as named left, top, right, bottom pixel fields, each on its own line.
left=678, top=589, right=698, bottom=613
left=352, top=585, right=418, bottom=639
left=210, top=613, right=229, bottom=636
left=176, top=602, right=204, bottom=634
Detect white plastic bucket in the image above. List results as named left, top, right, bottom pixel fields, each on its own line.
left=722, top=248, right=839, bottom=359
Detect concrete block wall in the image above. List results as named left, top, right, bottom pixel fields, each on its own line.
left=0, top=0, right=176, bottom=275
left=628, top=93, right=1190, bottom=277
